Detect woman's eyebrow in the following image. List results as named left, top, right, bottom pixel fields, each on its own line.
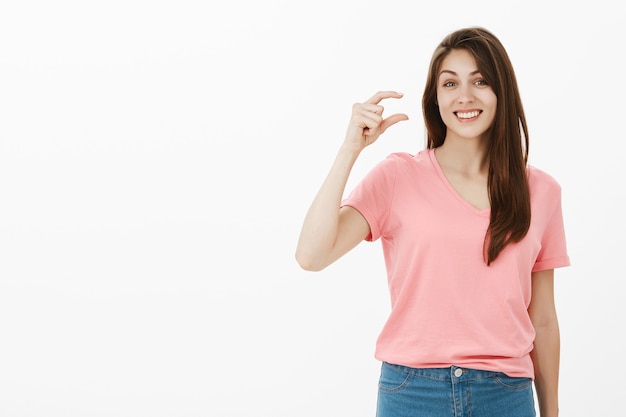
left=438, top=69, right=482, bottom=77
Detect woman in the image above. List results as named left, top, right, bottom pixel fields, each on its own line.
left=295, top=27, right=569, bottom=417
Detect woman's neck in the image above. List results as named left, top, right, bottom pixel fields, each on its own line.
left=435, top=136, right=489, bottom=176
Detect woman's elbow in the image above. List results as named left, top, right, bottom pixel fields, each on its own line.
left=294, top=250, right=327, bottom=272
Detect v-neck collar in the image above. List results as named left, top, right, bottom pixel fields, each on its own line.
left=428, top=148, right=491, bottom=217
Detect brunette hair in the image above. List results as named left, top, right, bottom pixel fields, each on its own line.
left=422, top=27, right=531, bottom=265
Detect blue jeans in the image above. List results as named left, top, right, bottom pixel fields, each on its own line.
left=377, top=362, right=536, bottom=417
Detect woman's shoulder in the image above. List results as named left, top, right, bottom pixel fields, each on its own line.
left=364, top=149, right=433, bottom=183
left=383, top=148, right=431, bottom=167
left=527, top=164, right=563, bottom=193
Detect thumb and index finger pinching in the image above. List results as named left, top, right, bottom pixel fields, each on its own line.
left=365, top=91, right=410, bottom=132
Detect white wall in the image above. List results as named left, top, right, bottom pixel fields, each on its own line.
left=0, top=1, right=622, bottom=416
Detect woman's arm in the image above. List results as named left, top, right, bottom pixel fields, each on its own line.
left=295, top=91, right=408, bottom=271
left=528, top=268, right=560, bottom=417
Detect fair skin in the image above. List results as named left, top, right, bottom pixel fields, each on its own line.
left=433, top=48, right=496, bottom=211
left=295, top=49, right=560, bottom=417
left=294, top=90, right=407, bottom=271
left=529, top=269, right=561, bottom=417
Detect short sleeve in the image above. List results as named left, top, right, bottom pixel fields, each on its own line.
left=532, top=176, right=571, bottom=272
left=341, top=154, right=399, bottom=242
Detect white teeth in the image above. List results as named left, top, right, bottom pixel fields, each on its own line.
left=457, top=111, right=480, bottom=119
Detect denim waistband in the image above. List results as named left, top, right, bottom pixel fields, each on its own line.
left=382, top=362, right=506, bottom=382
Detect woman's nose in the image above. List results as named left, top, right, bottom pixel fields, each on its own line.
left=456, top=85, right=474, bottom=103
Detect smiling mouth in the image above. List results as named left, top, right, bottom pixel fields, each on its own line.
left=455, top=110, right=481, bottom=119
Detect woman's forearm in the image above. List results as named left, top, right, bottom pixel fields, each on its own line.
left=295, top=91, right=407, bottom=271
left=295, top=145, right=361, bottom=270
left=530, top=320, right=560, bottom=417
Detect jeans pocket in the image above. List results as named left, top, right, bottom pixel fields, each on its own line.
left=493, top=373, right=533, bottom=391
left=378, top=362, right=412, bottom=392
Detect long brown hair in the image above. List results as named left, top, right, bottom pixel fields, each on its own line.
left=422, top=27, right=531, bottom=265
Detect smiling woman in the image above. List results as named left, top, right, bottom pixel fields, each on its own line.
left=429, top=49, right=498, bottom=212
left=436, top=51, right=497, bottom=140
left=295, top=27, right=570, bottom=417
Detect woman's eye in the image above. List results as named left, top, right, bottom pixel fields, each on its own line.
left=475, top=79, right=488, bottom=86
left=443, top=81, right=456, bottom=87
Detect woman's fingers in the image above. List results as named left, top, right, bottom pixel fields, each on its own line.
left=364, top=91, right=404, bottom=105
left=353, top=106, right=383, bottom=127
left=379, top=113, right=410, bottom=133
left=344, top=91, right=408, bottom=149
left=354, top=106, right=408, bottom=134
left=357, top=103, right=385, bottom=115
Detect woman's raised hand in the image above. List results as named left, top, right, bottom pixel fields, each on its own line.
left=295, top=91, right=408, bottom=271
left=344, top=91, right=409, bottom=151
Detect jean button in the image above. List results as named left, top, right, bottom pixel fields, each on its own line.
left=454, top=368, right=463, bottom=377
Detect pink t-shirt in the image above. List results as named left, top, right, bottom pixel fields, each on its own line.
left=341, top=148, right=570, bottom=378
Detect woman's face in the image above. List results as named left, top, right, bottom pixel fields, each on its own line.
left=436, top=48, right=497, bottom=142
